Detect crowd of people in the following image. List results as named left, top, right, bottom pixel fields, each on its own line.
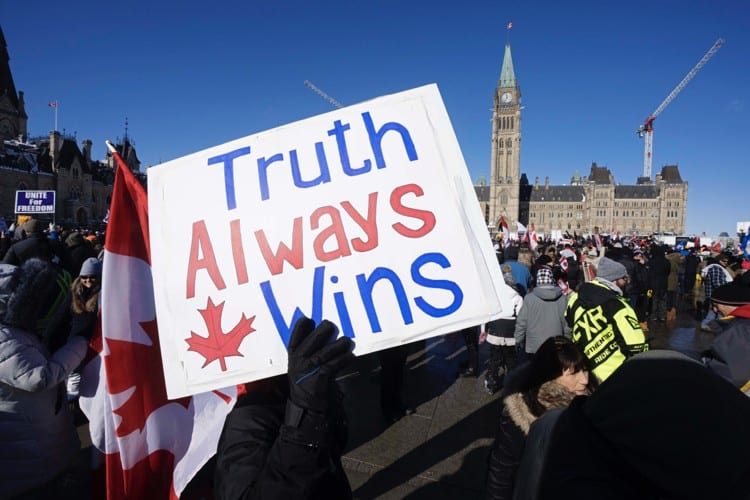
left=1, top=218, right=749, bottom=499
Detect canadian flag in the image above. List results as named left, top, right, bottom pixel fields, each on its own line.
left=593, top=233, right=603, bottom=252
left=529, top=223, right=539, bottom=251
left=79, top=146, right=237, bottom=498
left=498, top=215, right=511, bottom=248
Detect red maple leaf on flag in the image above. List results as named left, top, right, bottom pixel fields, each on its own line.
left=106, top=319, right=190, bottom=437
left=186, top=298, right=255, bottom=371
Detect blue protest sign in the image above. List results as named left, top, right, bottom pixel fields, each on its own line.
left=15, top=190, right=56, bottom=214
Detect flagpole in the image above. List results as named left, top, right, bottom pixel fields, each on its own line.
left=54, top=104, right=58, bottom=132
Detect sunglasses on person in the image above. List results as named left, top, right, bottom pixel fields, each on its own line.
left=80, top=276, right=98, bottom=282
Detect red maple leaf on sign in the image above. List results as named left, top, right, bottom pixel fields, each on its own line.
left=106, top=319, right=190, bottom=437
left=186, top=297, right=255, bottom=371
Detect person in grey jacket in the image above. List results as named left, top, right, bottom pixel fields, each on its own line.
left=0, top=259, right=90, bottom=498
left=515, top=267, right=570, bottom=355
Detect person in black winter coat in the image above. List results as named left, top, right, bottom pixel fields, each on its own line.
left=485, top=337, right=591, bottom=500
left=608, top=247, right=637, bottom=306
left=683, top=250, right=700, bottom=300
left=537, top=351, right=750, bottom=500
left=631, top=250, right=650, bottom=328
left=63, top=232, right=98, bottom=277
left=647, top=245, right=671, bottom=321
left=214, top=317, right=355, bottom=500
left=0, top=231, right=12, bottom=261
left=2, top=219, right=58, bottom=265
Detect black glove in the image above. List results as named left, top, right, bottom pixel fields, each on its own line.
left=70, top=311, right=97, bottom=341
left=287, top=317, right=354, bottom=413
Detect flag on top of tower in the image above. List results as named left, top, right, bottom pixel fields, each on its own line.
left=506, top=22, right=513, bottom=30
left=48, top=100, right=58, bottom=107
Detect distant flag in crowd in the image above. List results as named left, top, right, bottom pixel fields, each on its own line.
left=593, top=232, right=603, bottom=253
left=529, top=223, right=539, bottom=251
left=497, top=215, right=511, bottom=248
left=79, top=142, right=237, bottom=499
left=742, top=233, right=750, bottom=259
left=711, top=240, right=722, bottom=253
left=559, top=254, right=569, bottom=272
left=516, top=221, right=527, bottom=243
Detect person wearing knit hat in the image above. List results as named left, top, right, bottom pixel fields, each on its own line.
left=66, top=257, right=102, bottom=403
left=596, top=257, right=628, bottom=283
left=565, top=257, right=648, bottom=382
left=703, top=272, right=750, bottom=393
left=2, top=218, right=58, bottom=265
left=515, top=266, right=570, bottom=357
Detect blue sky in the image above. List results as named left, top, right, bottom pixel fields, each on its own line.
left=2, top=0, right=748, bottom=236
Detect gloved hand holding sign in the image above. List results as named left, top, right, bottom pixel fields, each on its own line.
left=287, top=317, right=355, bottom=414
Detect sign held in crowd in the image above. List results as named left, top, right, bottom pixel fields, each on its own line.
left=15, top=190, right=55, bottom=214
left=149, top=84, right=513, bottom=398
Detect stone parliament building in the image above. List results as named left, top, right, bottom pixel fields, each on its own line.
left=0, top=26, right=142, bottom=227
left=476, top=43, right=688, bottom=236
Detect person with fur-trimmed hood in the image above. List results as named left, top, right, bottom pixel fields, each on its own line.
left=0, top=259, right=92, bottom=497
left=485, top=336, right=591, bottom=500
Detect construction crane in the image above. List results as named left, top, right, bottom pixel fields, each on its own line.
left=637, top=38, right=724, bottom=179
left=303, top=80, right=343, bottom=109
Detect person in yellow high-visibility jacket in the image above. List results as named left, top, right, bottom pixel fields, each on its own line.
left=566, top=257, right=649, bottom=382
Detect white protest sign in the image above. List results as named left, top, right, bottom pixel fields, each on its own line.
left=149, top=84, right=513, bottom=398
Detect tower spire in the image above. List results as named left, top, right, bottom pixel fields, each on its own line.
left=499, top=43, right=516, bottom=88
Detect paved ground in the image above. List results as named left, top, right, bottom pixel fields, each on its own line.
left=78, top=295, right=716, bottom=499
left=338, top=296, right=714, bottom=499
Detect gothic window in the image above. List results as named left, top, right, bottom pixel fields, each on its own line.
left=511, top=117, right=514, bottom=129
left=500, top=191, right=508, bottom=206
left=505, top=138, right=512, bottom=148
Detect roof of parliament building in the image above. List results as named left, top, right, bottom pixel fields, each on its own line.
left=475, top=162, right=685, bottom=204
left=530, top=185, right=584, bottom=202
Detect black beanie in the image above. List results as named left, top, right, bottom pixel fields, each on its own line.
left=712, top=272, right=750, bottom=307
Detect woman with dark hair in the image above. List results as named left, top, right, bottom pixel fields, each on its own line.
left=486, top=336, right=591, bottom=500
left=66, top=257, right=101, bottom=401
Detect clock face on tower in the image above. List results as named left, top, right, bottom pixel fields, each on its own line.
left=501, top=92, right=513, bottom=104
